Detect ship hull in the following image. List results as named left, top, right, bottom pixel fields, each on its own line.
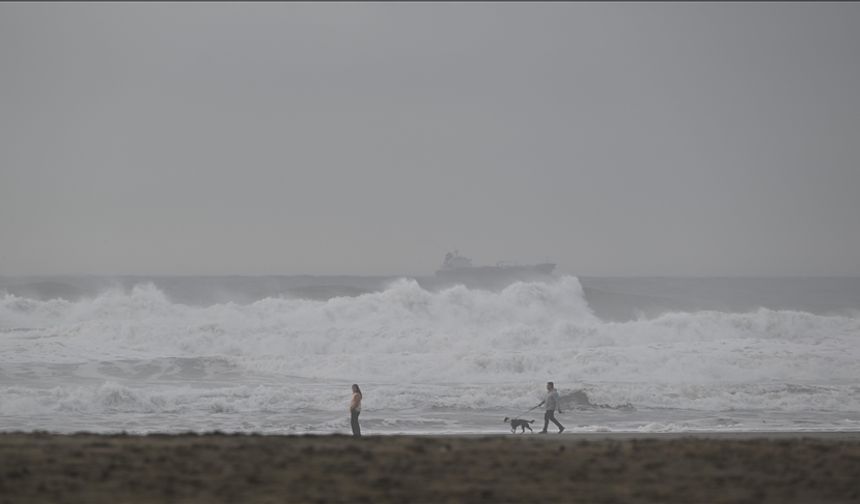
left=434, top=263, right=556, bottom=289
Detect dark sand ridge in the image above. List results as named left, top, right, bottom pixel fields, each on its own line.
left=1, top=432, right=859, bottom=504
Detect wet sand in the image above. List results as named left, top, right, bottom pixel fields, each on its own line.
left=1, top=432, right=859, bottom=503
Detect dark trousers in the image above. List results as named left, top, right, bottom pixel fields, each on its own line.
left=543, top=410, right=563, bottom=432
left=350, top=410, right=361, bottom=437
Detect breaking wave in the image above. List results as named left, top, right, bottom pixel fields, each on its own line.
left=2, top=277, right=859, bottom=417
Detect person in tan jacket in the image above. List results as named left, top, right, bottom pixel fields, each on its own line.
left=350, top=384, right=362, bottom=437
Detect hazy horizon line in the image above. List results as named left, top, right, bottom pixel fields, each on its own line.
left=3, top=272, right=860, bottom=280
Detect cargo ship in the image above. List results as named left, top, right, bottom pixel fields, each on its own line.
left=434, top=251, right=555, bottom=287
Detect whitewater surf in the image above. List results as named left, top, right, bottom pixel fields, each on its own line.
left=1, top=276, right=858, bottom=434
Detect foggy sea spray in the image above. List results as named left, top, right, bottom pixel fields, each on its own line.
left=1, top=276, right=859, bottom=434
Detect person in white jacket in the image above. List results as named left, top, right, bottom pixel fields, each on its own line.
left=537, top=381, right=565, bottom=434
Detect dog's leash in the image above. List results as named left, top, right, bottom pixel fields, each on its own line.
left=514, top=404, right=542, bottom=418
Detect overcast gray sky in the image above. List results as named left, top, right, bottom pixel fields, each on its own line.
left=1, top=2, right=858, bottom=276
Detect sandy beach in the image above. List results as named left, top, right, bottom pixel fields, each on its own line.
left=1, top=432, right=859, bottom=503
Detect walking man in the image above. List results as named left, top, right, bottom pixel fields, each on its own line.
left=538, top=381, right=565, bottom=434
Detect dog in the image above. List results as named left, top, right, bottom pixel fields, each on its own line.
left=504, top=417, right=535, bottom=433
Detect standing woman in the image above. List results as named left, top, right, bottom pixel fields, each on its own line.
left=350, top=384, right=362, bottom=437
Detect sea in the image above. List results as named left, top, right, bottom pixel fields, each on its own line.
left=1, top=274, right=859, bottom=435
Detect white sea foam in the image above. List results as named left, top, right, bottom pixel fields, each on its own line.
left=1, top=277, right=859, bottom=430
